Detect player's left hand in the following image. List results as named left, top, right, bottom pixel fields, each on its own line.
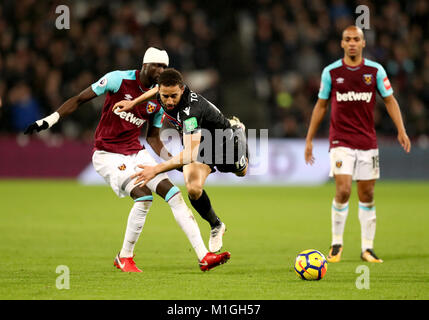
left=131, top=165, right=157, bottom=186
left=112, top=100, right=135, bottom=113
left=398, top=131, right=411, bottom=153
left=24, top=120, right=49, bottom=135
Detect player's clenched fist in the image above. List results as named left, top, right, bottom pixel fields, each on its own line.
left=24, top=112, right=60, bottom=135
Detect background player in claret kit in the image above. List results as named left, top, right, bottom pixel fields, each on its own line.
left=113, top=68, right=249, bottom=253
left=24, top=47, right=231, bottom=272
left=304, top=26, right=411, bottom=263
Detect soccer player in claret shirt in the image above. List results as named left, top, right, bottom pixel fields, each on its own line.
left=113, top=68, right=248, bottom=253
left=304, top=26, right=411, bottom=263
left=24, top=47, right=231, bottom=272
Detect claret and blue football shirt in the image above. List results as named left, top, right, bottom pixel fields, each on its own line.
left=318, top=58, right=393, bottom=150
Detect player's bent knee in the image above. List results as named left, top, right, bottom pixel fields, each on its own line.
left=155, top=178, right=175, bottom=199
left=164, top=185, right=181, bottom=202
left=130, top=185, right=152, bottom=201
left=186, top=183, right=203, bottom=200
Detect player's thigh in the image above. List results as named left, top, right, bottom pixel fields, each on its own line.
left=354, top=149, right=380, bottom=181
left=183, top=162, right=212, bottom=192
left=92, top=150, right=139, bottom=198
left=134, top=149, right=170, bottom=193
left=357, top=179, right=376, bottom=203
left=329, top=147, right=356, bottom=178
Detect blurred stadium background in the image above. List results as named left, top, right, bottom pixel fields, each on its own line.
left=0, top=0, right=428, bottom=182
left=1, top=0, right=429, bottom=302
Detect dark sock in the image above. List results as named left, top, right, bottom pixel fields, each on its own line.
left=189, top=190, right=221, bottom=228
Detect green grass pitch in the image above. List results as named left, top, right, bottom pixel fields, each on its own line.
left=0, top=180, right=428, bottom=300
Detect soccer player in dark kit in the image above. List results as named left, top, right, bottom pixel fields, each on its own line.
left=24, top=47, right=231, bottom=272
left=113, top=68, right=249, bottom=253
left=304, top=26, right=411, bottom=263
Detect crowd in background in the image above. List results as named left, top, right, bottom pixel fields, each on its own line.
left=0, top=0, right=428, bottom=143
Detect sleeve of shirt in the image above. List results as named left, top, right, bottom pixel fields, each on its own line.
left=318, top=67, right=332, bottom=100
left=91, top=71, right=123, bottom=96
left=376, top=64, right=394, bottom=98
left=182, top=108, right=202, bottom=135
left=152, top=107, right=164, bottom=128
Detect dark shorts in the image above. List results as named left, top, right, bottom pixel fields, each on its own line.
left=197, top=125, right=248, bottom=174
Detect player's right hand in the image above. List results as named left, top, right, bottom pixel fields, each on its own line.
left=24, top=120, right=49, bottom=135
left=398, top=131, right=411, bottom=153
left=304, top=141, right=315, bottom=165
left=132, top=164, right=158, bottom=186
left=112, top=100, right=135, bottom=113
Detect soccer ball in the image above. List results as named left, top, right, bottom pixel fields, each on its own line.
left=294, top=249, right=328, bottom=280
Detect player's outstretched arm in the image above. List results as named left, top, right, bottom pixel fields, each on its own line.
left=304, top=98, right=329, bottom=165
left=24, top=87, right=97, bottom=135
left=132, top=132, right=201, bottom=186
left=383, top=95, right=411, bottom=153
left=112, top=86, right=159, bottom=113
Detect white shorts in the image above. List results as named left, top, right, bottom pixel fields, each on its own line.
left=92, top=149, right=169, bottom=197
left=329, top=147, right=380, bottom=181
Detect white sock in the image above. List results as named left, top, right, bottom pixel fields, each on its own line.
left=359, top=201, right=376, bottom=252
left=120, top=200, right=152, bottom=258
left=168, top=192, right=208, bottom=261
left=331, top=199, right=349, bottom=246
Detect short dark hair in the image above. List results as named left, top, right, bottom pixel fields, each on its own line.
left=158, top=68, right=184, bottom=87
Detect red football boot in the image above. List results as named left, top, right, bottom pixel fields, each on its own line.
left=114, top=253, right=142, bottom=272
left=199, top=252, right=231, bottom=272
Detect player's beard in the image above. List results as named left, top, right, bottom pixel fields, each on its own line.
left=165, top=104, right=176, bottom=111
left=347, top=48, right=361, bottom=59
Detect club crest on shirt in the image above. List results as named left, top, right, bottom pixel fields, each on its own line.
left=336, top=160, right=343, bottom=168
left=118, top=164, right=126, bottom=171
left=146, top=101, right=156, bottom=114
left=363, top=74, right=373, bottom=85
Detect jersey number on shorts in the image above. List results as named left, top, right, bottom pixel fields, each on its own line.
left=372, top=155, right=379, bottom=169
